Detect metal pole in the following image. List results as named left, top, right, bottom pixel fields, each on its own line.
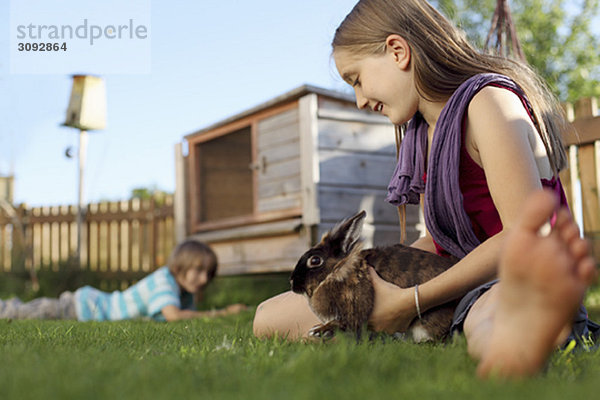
left=76, top=129, right=88, bottom=267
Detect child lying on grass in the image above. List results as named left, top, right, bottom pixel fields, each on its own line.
left=0, top=240, right=246, bottom=322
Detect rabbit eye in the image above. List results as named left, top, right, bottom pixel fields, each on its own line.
left=307, top=255, right=323, bottom=268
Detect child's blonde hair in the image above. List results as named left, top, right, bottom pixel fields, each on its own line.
left=333, top=0, right=568, bottom=173
left=168, top=239, right=218, bottom=282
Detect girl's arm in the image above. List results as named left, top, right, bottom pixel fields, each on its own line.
left=368, top=86, right=546, bottom=333
left=368, top=233, right=503, bottom=333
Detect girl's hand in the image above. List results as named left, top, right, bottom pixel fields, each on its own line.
left=367, top=267, right=417, bottom=334
left=224, top=303, right=248, bottom=315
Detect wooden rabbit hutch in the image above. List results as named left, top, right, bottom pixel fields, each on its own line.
left=176, top=85, right=422, bottom=275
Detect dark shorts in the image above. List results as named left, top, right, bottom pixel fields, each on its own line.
left=449, top=280, right=600, bottom=347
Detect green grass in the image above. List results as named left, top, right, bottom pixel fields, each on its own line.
left=1, top=279, right=599, bottom=399
left=1, top=310, right=600, bottom=400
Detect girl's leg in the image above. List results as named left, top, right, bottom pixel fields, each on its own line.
left=464, top=287, right=572, bottom=362
left=253, top=291, right=321, bottom=340
left=465, top=190, right=596, bottom=378
left=58, top=291, right=77, bottom=319
left=0, top=298, right=24, bottom=319
left=0, top=291, right=77, bottom=320
left=462, top=286, right=498, bottom=361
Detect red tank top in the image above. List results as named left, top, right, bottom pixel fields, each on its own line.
left=429, top=151, right=568, bottom=257
left=428, top=85, right=568, bottom=257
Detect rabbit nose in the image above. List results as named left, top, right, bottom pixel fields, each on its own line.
left=290, top=279, right=304, bottom=294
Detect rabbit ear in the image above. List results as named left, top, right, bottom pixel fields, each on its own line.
left=328, top=210, right=366, bottom=256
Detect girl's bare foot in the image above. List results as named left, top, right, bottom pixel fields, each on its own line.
left=477, top=190, right=597, bottom=379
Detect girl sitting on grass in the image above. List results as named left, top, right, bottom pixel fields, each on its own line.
left=0, top=239, right=246, bottom=322
left=253, top=0, right=599, bottom=378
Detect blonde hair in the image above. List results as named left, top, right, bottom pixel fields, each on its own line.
left=333, top=0, right=568, bottom=172
left=168, top=239, right=218, bottom=282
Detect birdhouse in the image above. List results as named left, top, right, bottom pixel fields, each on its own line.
left=63, top=75, right=106, bottom=131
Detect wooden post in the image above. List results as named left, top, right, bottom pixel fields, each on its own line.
left=570, top=97, right=600, bottom=259
left=76, top=129, right=88, bottom=268
left=174, top=143, right=187, bottom=243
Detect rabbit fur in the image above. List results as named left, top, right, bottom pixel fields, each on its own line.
left=290, top=210, right=459, bottom=342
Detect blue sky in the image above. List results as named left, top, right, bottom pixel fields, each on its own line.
left=1, top=1, right=598, bottom=207
left=1, top=0, right=358, bottom=206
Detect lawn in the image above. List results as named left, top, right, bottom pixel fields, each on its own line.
left=1, top=280, right=599, bottom=400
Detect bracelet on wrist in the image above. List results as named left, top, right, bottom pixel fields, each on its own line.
left=414, top=284, right=423, bottom=322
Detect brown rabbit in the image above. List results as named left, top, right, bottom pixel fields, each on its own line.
left=290, top=210, right=459, bottom=341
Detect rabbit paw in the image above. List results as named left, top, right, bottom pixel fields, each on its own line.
left=308, top=322, right=339, bottom=339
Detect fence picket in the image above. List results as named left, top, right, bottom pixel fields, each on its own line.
left=562, top=96, right=600, bottom=259
left=0, top=195, right=175, bottom=285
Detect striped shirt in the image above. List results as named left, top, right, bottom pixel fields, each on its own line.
left=74, top=266, right=194, bottom=321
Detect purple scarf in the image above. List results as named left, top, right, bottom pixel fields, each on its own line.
left=386, top=73, right=530, bottom=258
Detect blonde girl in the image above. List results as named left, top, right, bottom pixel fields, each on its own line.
left=253, top=0, right=598, bottom=377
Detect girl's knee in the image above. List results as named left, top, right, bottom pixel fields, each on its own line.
left=253, top=293, right=293, bottom=337
left=252, top=297, right=274, bottom=337
left=252, top=291, right=320, bottom=340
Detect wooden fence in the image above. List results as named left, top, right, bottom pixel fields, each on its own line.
left=0, top=195, right=176, bottom=286
left=561, top=96, right=600, bottom=260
